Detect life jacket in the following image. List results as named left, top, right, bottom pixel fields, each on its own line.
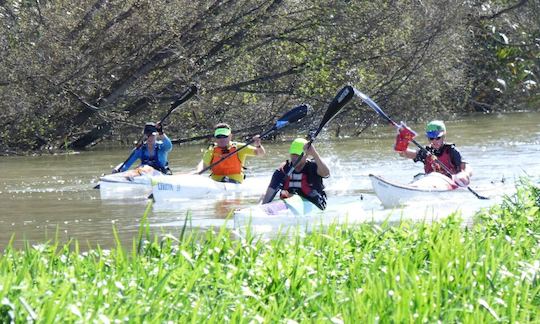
left=422, top=144, right=459, bottom=177
left=141, top=143, right=169, bottom=174
left=281, top=160, right=327, bottom=209
left=210, top=143, right=242, bottom=176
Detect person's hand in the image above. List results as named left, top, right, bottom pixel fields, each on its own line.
left=452, top=171, right=470, bottom=187
left=398, top=122, right=416, bottom=140
left=308, top=190, right=327, bottom=210
left=394, top=123, right=416, bottom=151
left=252, top=135, right=261, bottom=147
left=280, top=190, right=292, bottom=199
left=156, top=122, right=163, bottom=135
left=304, top=142, right=316, bottom=157
left=394, top=134, right=410, bottom=152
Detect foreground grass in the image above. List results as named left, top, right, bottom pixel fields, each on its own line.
left=1, top=184, right=540, bottom=322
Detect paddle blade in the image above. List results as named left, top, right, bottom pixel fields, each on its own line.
left=275, top=104, right=309, bottom=130
left=171, top=84, right=198, bottom=110
left=467, top=187, right=489, bottom=200
left=313, top=85, right=355, bottom=137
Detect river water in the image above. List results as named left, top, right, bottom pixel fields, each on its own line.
left=1, top=112, right=540, bottom=248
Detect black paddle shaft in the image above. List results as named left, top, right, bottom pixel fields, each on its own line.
left=159, top=84, right=198, bottom=124
left=286, top=85, right=355, bottom=177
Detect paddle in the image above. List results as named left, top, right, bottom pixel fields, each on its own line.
left=286, top=85, right=355, bottom=177
left=95, top=85, right=198, bottom=189
left=262, top=85, right=355, bottom=204
left=114, top=85, right=198, bottom=173
left=197, top=104, right=309, bottom=175
left=353, top=88, right=489, bottom=200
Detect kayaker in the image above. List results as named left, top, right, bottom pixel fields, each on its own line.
left=113, top=122, right=173, bottom=175
left=261, top=138, right=329, bottom=210
left=396, top=120, right=472, bottom=187
left=198, top=123, right=265, bottom=183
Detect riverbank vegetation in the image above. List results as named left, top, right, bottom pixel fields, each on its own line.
left=0, top=0, right=538, bottom=154
left=1, top=182, right=539, bottom=322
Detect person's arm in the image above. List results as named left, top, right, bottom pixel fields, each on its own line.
left=155, top=123, right=171, bottom=150
left=460, top=163, right=472, bottom=177
left=119, top=148, right=141, bottom=172
left=156, top=135, right=172, bottom=169
left=195, top=160, right=205, bottom=173
left=452, top=163, right=472, bottom=187
left=450, top=146, right=471, bottom=175
left=261, top=164, right=287, bottom=203
left=306, top=144, right=329, bottom=178
left=156, top=123, right=172, bottom=166
left=449, top=147, right=472, bottom=186
left=261, top=187, right=276, bottom=204
left=159, top=134, right=172, bottom=152
left=199, top=147, right=213, bottom=170
left=398, top=148, right=418, bottom=160
left=252, top=135, right=266, bottom=156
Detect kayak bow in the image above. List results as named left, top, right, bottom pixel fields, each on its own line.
left=370, top=173, right=459, bottom=208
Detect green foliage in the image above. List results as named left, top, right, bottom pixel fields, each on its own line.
left=1, top=184, right=540, bottom=321
left=0, top=0, right=538, bottom=153
left=475, top=179, right=540, bottom=236
left=465, top=0, right=539, bottom=112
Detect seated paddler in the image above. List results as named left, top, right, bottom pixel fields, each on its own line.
left=197, top=123, right=265, bottom=183
left=261, top=138, right=329, bottom=210
left=113, top=122, right=172, bottom=176
left=396, top=120, right=472, bottom=187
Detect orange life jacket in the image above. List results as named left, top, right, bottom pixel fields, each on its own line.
left=210, top=144, right=242, bottom=176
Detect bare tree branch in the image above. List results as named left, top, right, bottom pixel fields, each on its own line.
left=479, top=0, right=528, bottom=20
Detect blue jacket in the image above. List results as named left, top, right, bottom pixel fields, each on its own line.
left=120, top=135, right=172, bottom=173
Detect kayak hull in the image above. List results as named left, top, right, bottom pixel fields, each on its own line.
left=234, top=195, right=366, bottom=233
left=151, top=174, right=266, bottom=202
left=98, top=170, right=265, bottom=201
left=98, top=170, right=162, bottom=199
left=369, top=173, right=458, bottom=208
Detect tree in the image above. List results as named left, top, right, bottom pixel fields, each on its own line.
left=0, top=0, right=537, bottom=154
left=465, top=0, right=539, bottom=112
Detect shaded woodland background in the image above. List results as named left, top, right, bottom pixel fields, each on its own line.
left=0, top=0, right=538, bottom=153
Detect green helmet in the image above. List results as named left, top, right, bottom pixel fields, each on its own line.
left=289, top=138, right=308, bottom=155
left=425, top=120, right=446, bottom=138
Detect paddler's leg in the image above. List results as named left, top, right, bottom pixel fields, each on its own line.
left=124, top=165, right=156, bottom=180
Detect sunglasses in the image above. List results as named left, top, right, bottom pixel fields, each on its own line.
left=215, top=135, right=228, bottom=139
left=427, top=136, right=442, bottom=141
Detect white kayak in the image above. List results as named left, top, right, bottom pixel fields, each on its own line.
left=369, top=172, right=459, bottom=208
left=234, top=195, right=366, bottom=233
left=150, top=174, right=267, bottom=202
left=98, top=169, right=166, bottom=199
